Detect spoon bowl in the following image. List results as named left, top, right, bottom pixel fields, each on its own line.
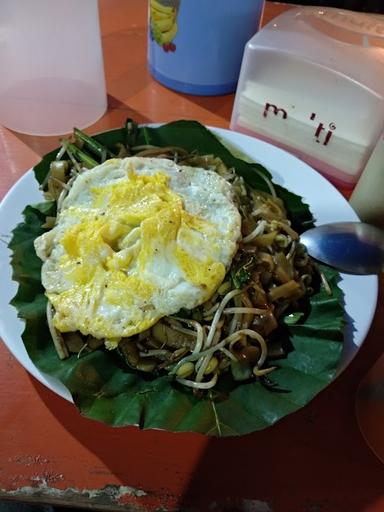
left=301, top=222, right=384, bottom=275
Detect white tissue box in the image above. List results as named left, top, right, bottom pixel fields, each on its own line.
left=230, top=7, right=384, bottom=188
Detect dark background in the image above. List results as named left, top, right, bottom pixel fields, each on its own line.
left=282, top=1, right=383, bottom=13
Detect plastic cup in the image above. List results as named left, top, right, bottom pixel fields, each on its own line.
left=0, top=0, right=107, bottom=136
left=148, top=0, right=265, bottom=96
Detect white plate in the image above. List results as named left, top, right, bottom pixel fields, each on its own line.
left=0, top=127, right=378, bottom=403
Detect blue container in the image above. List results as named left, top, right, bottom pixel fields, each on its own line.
left=148, top=0, right=265, bottom=96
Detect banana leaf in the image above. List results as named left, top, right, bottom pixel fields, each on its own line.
left=10, top=121, right=344, bottom=436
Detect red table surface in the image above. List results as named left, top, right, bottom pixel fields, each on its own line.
left=1, top=2, right=384, bottom=511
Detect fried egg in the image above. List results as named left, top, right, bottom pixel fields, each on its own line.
left=34, top=157, right=241, bottom=346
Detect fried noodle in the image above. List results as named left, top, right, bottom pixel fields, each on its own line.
left=43, top=132, right=319, bottom=394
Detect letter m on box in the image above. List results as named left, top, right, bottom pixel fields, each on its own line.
left=263, top=103, right=287, bottom=119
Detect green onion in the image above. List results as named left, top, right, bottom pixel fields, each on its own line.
left=124, top=118, right=139, bottom=150
left=231, top=256, right=255, bottom=289
left=74, top=127, right=113, bottom=162
left=60, top=140, right=98, bottom=169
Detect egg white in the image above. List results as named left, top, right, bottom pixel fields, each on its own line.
left=35, top=157, right=241, bottom=344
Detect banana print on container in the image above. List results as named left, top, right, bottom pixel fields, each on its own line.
left=150, top=0, right=180, bottom=52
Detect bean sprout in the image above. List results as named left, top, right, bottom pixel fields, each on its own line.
left=223, top=307, right=268, bottom=315
left=170, top=317, right=204, bottom=355
left=242, top=220, right=267, bottom=243
left=46, top=301, right=69, bottom=360
left=176, top=372, right=218, bottom=389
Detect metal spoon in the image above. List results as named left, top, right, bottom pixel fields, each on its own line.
left=300, top=222, right=384, bottom=275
